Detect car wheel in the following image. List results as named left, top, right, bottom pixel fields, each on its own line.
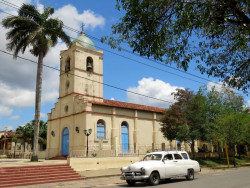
left=149, top=172, right=160, bottom=186
left=186, top=169, right=194, bottom=180
left=126, top=180, right=136, bottom=186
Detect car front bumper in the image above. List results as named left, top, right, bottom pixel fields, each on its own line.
left=121, top=172, right=149, bottom=181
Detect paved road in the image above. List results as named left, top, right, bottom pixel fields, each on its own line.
left=103, top=167, right=250, bottom=188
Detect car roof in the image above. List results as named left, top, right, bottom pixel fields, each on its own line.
left=147, top=150, right=188, bottom=155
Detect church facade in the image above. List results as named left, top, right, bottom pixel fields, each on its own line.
left=46, top=32, right=179, bottom=159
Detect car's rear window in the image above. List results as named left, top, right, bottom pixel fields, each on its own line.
left=181, top=153, right=188, bottom=159
left=174, top=154, right=183, bottom=160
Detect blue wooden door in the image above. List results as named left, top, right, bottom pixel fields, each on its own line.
left=121, top=124, right=129, bottom=153
left=62, top=127, right=69, bottom=156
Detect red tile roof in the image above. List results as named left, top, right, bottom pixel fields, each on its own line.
left=89, top=99, right=165, bottom=113
left=0, top=131, right=22, bottom=140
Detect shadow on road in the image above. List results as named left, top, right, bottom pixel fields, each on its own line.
left=117, top=178, right=188, bottom=187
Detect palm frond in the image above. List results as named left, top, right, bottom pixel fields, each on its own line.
left=42, top=6, right=54, bottom=20
left=19, top=4, right=41, bottom=24
left=57, top=30, right=71, bottom=47
left=2, top=3, right=70, bottom=58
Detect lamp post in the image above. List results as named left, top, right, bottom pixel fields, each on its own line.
left=83, top=129, right=92, bottom=157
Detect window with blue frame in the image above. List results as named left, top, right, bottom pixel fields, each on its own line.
left=97, top=119, right=105, bottom=139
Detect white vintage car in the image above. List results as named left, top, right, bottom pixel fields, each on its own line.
left=121, top=150, right=201, bottom=186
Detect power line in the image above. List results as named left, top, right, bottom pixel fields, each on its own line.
left=0, top=1, right=245, bottom=94
left=0, top=49, right=174, bottom=105
left=0, top=0, right=218, bottom=86
left=0, top=8, right=207, bottom=86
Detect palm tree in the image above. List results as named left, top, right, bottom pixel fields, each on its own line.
left=2, top=4, right=71, bottom=161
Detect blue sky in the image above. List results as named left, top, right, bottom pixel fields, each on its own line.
left=0, top=0, right=249, bottom=131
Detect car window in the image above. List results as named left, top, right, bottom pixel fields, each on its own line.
left=174, top=154, right=183, bottom=160
left=163, top=154, right=173, bottom=160
left=181, top=153, right=188, bottom=159
left=143, top=154, right=162, bottom=161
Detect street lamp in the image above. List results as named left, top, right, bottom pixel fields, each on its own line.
left=83, top=129, right=92, bottom=157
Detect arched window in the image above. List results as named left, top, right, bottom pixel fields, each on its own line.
left=65, top=58, right=70, bottom=73
left=86, top=57, right=93, bottom=72
left=121, top=121, right=129, bottom=153
left=97, top=119, right=105, bottom=139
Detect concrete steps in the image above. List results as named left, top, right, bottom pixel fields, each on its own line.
left=0, top=164, right=83, bottom=187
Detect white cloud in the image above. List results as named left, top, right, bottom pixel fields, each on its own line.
left=0, top=125, right=13, bottom=131
left=247, top=100, right=250, bottom=107
left=0, top=0, right=31, bottom=13
left=10, top=115, right=20, bottom=120
left=40, top=113, right=47, bottom=118
left=0, top=82, right=35, bottom=107
left=127, top=77, right=184, bottom=108
left=110, top=97, right=115, bottom=100
left=36, top=0, right=44, bottom=13
left=0, top=105, right=13, bottom=116
left=0, top=1, right=105, bottom=112
left=207, top=81, right=225, bottom=92
left=53, top=5, right=105, bottom=37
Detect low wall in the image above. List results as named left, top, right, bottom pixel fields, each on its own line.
left=38, top=150, right=47, bottom=159
left=189, top=152, right=219, bottom=159
left=68, top=156, right=140, bottom=171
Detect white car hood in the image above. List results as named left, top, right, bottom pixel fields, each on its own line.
left=127, top=161, right=161, bottom=171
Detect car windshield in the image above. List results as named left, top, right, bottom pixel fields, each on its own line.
left=143, top=154, right=162, bottom=161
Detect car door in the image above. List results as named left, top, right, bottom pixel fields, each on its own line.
left=173, top=153, right=186, bottom=175
left=163, top=154, right=178, bottom=178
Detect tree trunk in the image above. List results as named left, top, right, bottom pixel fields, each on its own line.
left=217, top=142, right=221, bottom=159
left=237, top=145, right=241, bottom=159
left=233, top=145, right=236, bottom=167
left=191, top=140, right=195, bottom=159
left=14, top=142, right=16, bottom=158
left=31, top=52, right=44, bottom=162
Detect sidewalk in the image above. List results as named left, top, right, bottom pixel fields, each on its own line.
left=0, top=158, right=67, bottom=167
left=79, top=168, right=121, bottom=179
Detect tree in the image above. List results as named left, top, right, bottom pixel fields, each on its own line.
left=205, top=87, right=225, bottom=158
left=161, top=88, right=210, bottom=158
left=16, top=120, right=48, bottom=151
left=103, top=0, right=249, bottom=92
left=201, top=85, right=247, bottom=162
left=2, top=4, right=71, bottom=161
left=16, top=123, right=33, bottom=150
left=219, top=112, right=250, bottom=166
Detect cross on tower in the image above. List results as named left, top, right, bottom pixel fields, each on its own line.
left=81, top=23, right=85, bottom=32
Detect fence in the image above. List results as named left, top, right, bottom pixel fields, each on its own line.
left=70, top=150, right=116, bottom=158
left=70, top=149, right=139, bottom=158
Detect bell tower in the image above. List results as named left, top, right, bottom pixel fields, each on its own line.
left=59, top=31, right=104, bottom=102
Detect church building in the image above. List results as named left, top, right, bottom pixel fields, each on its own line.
left=46, top=31, right=177, bottom=159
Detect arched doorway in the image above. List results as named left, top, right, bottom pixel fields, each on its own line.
left=62, top=127, right=69, bottom=156
left=121, top=122, right=129, bottom=153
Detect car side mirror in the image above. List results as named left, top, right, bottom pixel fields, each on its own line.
left=162, top=159, right=166, bottom=163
